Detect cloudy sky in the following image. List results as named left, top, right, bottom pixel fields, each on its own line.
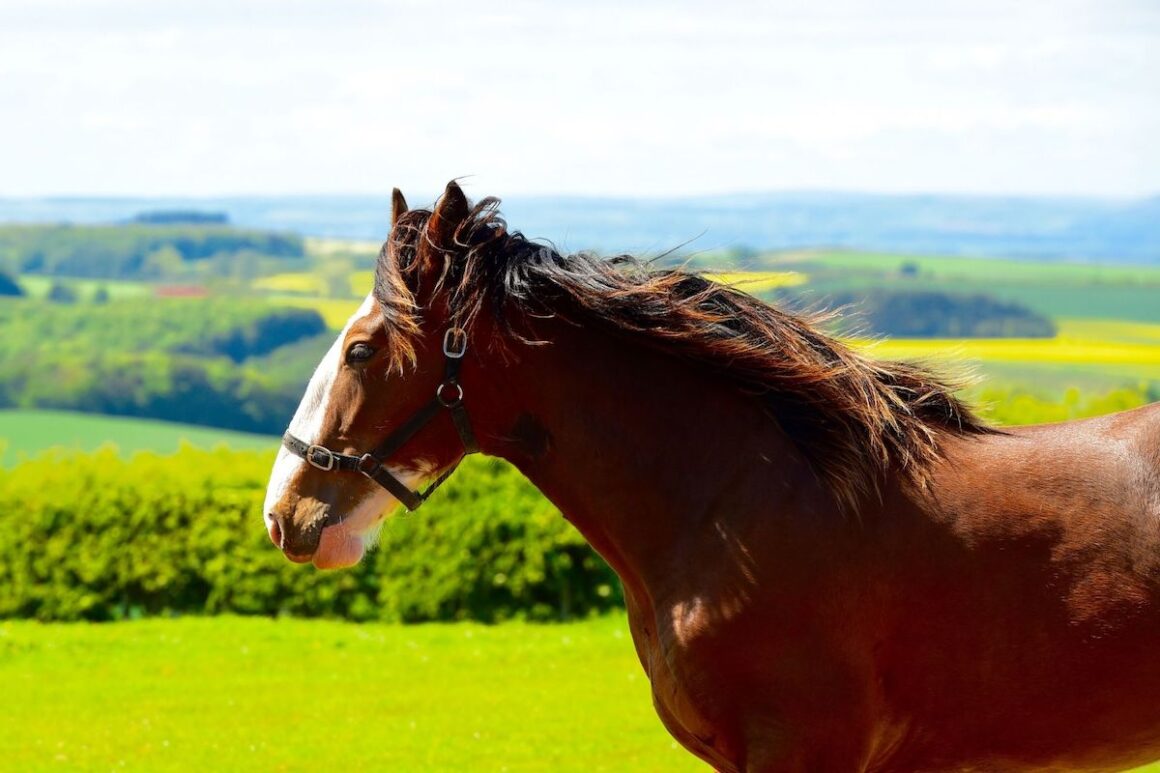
left=1, top=0, right=1157, bottom=197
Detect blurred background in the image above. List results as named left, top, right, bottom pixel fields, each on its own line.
left=1, top=1, right=1158, bottom=770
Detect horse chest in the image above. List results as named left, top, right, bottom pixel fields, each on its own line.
left=625, top=596, right=749, bottom=770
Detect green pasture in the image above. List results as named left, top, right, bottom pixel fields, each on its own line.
left=0, top=410, right=274, bottom=467
left=773, top=249, right=1160, bottom=285
left=770, top=250, right=1160, bottom=323
left=809, top=278, right=1160, bottom=324
left=16, top=275, right=151, bottom=301
left=0, top=616, right=698, bottom=772
left=303, top=235, right=380, bottom=260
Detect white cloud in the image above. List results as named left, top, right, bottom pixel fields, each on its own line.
left=0, top=0, right=1156, bottom=196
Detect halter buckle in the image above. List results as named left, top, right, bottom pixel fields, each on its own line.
left=442, top=327, right=467, bottom=358
left=306, top=444, right=336, bottom=471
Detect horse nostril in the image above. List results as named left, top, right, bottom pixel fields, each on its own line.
left=268, top=515, right=283, bottom=549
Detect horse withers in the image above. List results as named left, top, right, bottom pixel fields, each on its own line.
left=264, top=182, right=1160, bottom=772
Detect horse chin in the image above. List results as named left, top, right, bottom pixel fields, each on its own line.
left=311, top=493, right=395, bottom=570
left=312, top=523, right=370, bottom=570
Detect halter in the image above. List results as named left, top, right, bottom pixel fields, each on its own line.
left=281, top=327, right=479, bottom=514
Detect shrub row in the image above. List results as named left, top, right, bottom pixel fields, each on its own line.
left=0, top=448, right=621, bottom=623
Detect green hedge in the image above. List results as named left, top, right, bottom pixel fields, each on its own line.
left=0, top=448, right=621, bottom=622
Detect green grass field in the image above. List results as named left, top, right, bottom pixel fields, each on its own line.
left=0, top=410, right=274, bottom=467
left=17, top=275, right=151, bottom=301
left=0, top=616, right=698, bottom=772
left=773, top=249, right=1160, bottom=285
left=768, top=250, right=1160, bottom=323
left=2, top=616, right=1157, bottom=772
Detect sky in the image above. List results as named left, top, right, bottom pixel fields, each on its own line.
left=0, top=0, right=1157, bottom=198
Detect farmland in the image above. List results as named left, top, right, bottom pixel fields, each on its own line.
left=771, top=249, right=1160, bottom=323
left=862, top=318, right=1160, bottom=383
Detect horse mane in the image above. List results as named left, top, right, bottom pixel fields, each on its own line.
left=375, top=194, right=995, bottom=511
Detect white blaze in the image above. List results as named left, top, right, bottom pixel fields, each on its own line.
left=262, top=294, right=377, bottom=521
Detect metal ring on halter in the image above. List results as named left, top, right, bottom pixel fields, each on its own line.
left=443, top=327, right=467, bottom=358
left=436, top=381, right=464, bottom=407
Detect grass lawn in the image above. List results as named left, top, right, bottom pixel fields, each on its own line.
left=0, top=616, right=699, bottom=772
left=0, top=410, right=274, bottom=467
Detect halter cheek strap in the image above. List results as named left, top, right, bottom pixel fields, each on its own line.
left=281, top=327, right=479, bottom=515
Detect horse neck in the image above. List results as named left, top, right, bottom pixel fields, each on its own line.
left=470, top=316, right=836, bottom=604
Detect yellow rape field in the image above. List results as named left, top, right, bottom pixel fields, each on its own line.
left=274, top=296, right=363, bottom=329
left=704, top=270, right=808, bottom=293
left=349, top=270, right=375, bottom=295
left=859, top=318, right=1160, bottom=368
left=252, top=272, right=326, bottom=295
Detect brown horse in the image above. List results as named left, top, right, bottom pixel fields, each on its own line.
left=264, top=182, right=1160, bottom=772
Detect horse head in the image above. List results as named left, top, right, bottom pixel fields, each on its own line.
left=263, top=181, right=489, bottom=568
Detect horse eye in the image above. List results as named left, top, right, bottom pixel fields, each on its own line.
left=345, top=342, right=375, bottom=366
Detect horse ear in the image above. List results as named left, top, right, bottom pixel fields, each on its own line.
left=427, top=181, right=471, bottom=248
left=391, top=188, right=408, bottom=227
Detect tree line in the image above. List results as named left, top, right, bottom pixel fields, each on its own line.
left=0, top=223, right=304, bottom=280
left=0, top=299, right=327, bottom=433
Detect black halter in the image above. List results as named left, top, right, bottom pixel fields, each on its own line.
left=281, top=327, right=479, bottom=513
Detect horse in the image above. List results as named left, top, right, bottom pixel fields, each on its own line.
left=263, top=182, right=1160, bottom=772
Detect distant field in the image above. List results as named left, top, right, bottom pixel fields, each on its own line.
left=860, top=318, right=1160, bottom=377
left=304, top=235, right=380, bottom=259
left=272, top=295, right=362, bottom=329
left=349, top=269, right=375, bottom=295
left=0, top=616, right=698, bottom=772
left=252, top=271, right=326, bottom=295
left=16, top=275, right=150, bottom=300
left=774, top=250, right=1160, bottom=285
left=0, top=410, right=274, bottom=467
left=771, top=250, right=1160, bottom=323
left=703, top=270, right=807, bottom=293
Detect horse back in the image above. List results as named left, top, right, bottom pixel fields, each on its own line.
left=879, top=402, right=1160, bottom=769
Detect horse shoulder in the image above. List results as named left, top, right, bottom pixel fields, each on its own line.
left=933, top=403, right=1160, bottom=570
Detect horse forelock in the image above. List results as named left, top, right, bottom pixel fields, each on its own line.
left=374, top=189, right=996, bottom=511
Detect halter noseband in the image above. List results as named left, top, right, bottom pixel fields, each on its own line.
left=281, top=327, right=479, bottom=514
